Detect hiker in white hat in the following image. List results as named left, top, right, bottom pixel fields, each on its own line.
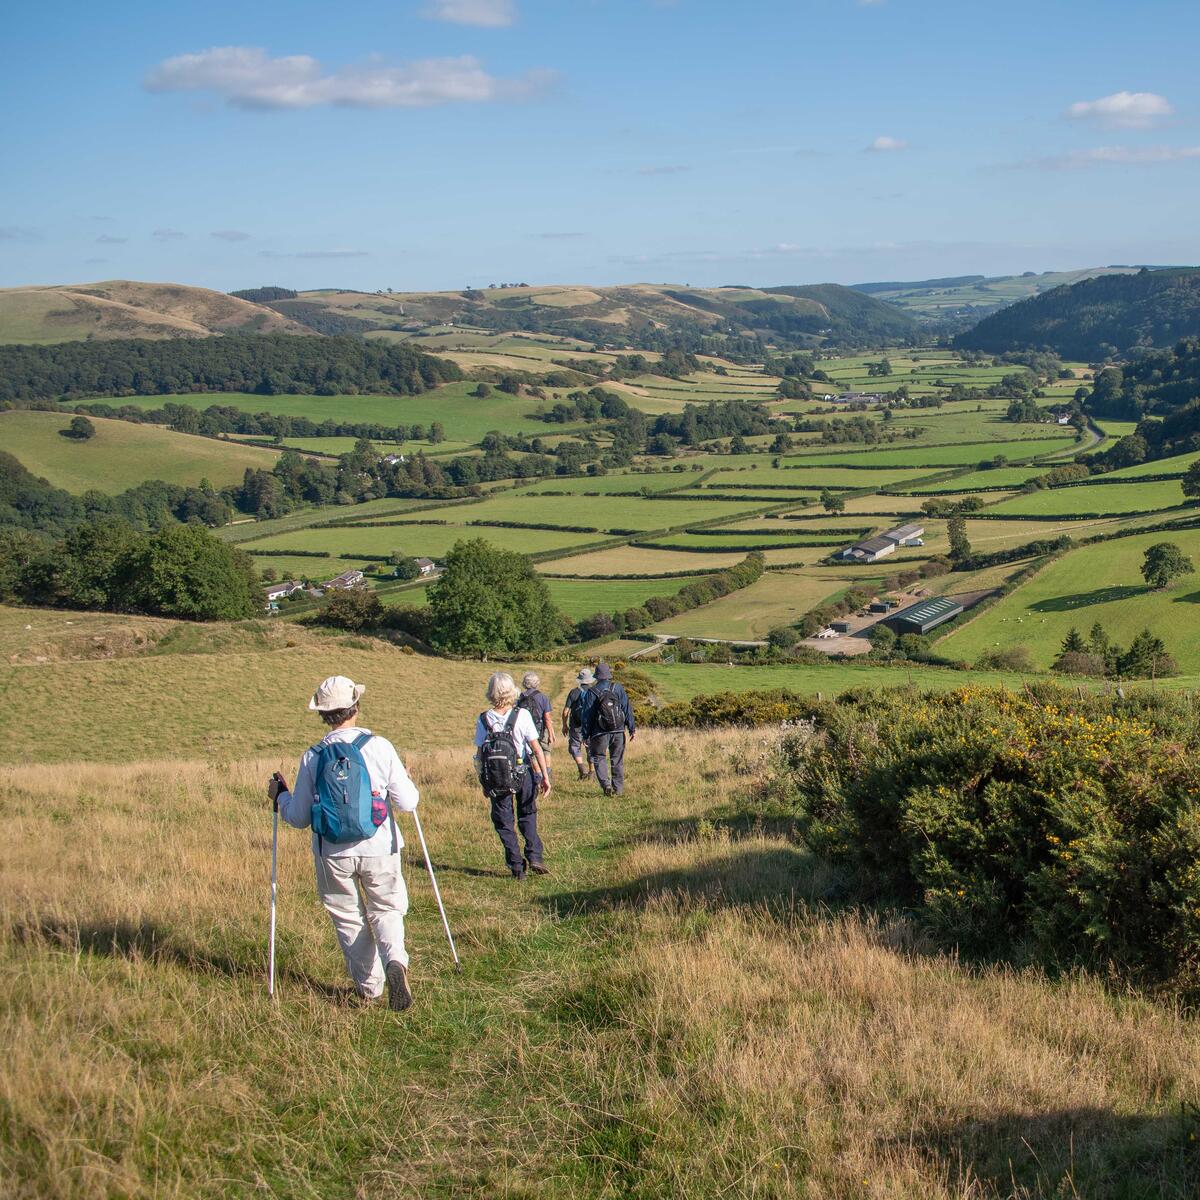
left=267, top=675, right=420, bottom=1011
left=561, top=667, right=595, bottom=780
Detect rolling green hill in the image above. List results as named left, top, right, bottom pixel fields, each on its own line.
left=0, top=410, right=281, bottom=493
left=0, top=280, right=311, bottom=344
left=852, top=267, right=1141, bottom=324
left=267, top=282, right=921, bottom=350
left=955, top=267, right=1200, bottom=359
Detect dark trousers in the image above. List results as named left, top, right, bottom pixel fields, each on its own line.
left=590, top=732, right=626, bottom=794
left=490, top=771, right=543, bottom=872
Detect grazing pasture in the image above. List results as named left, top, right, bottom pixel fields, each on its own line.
left=989, top=480, right=1192, bottom=517
left=938, top=526, right=1200, bottom=672
left=787, top=437, right=1079, bottom=468
left=0, top=409, right=280, bottom=493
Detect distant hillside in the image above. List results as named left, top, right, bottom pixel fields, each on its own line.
left=0, top=281, right=313, bottom=345
left=268, top=282, right=921, bottom=350
left=852, top=267, right=1143, bottom=326
left=955, top=268, right=1200, bottom=360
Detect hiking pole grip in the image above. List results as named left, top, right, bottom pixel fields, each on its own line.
left=412, top=808, right=462, bottom=972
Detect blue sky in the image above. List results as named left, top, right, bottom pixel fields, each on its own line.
left=3, top=0, right=1199, bottom=291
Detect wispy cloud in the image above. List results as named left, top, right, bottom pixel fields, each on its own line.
left=211, top=229, right=251, bottom=241
left=85, top=257, right=108, bottom=264
left=153, top=228, right=187, bottom=241
left=535, top=231, right=588, bottom=240
left=96, top=234, right=127, bottom=244
left=0, top=225, right=41, bottom=242
left=1031, top=144, right=1200, bottom=169
left=637, top=164, right=690, bottom=176
left=259, top=248, right=371, bottom=259
left=1066, top=91, right=1173, bottom=130
left=422, top=0, right=515, bottom=27
left=145, top=46, right=552, bottom=110
left=866, top=135, right=908, bottom=152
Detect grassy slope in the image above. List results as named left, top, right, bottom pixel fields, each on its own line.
left=990, top=479, right=1191, bottom=517
left=0, top=410, right=281, bottom=493
left=2, top=609, right=1197, bottom=1197
left=939, top=527, right=1200, bottom=671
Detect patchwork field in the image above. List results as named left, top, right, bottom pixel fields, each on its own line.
left=787, top=437, right=1078, bottom=468
left=990, top=480, right=1192, bottom=517
left=543, top=544, right=810, bottom=576
left=938, top=527, right=1200, bottom=672
left=0, top=410, right=281, bottom=493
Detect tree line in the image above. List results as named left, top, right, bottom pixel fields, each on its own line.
left=0, top=334, right=462, bottom=405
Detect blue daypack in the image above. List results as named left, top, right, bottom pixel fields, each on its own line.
left=310, top=733, right=387, bottom=844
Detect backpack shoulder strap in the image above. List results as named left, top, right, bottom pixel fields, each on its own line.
left=351, top=732, right=372, bottom=751
left=504, top=708, right=521, bottom=731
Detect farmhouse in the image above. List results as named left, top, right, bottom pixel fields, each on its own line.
left=839, top=535, right=898, bottom=563
left=884, top=595, right=964, bottom=635
left=324, top=569, right=365, bottom=591
left=834, top=391, right=885, bottom=405
left=263, top=580, right=304, bottom=603
left=415, top=557, right=436, bottom=576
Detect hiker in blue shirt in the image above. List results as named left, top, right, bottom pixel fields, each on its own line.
left=579, top=662, right=635, bottom=797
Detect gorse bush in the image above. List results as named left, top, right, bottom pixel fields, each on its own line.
left=777, top=685, right=1200, bottom=989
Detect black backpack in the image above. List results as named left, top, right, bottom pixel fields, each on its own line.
left=480, top=710, right=524, bottom=798
left=595, top=686, right=624, bottom=734
left=567, top=687, right=586, bottom=727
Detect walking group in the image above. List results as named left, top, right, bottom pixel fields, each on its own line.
left=266, top=662, right=635, bottom=1012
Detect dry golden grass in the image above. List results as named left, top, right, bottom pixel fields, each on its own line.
left=2, top=720, right=1197, bottom=1197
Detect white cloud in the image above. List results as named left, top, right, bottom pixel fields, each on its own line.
left=637, top=164, right=691, bottom=175
left=0, top=225, right=41, bottom=242
left=96, top=234, right=127, bottom=244
left=211, top=230, right=251, bottom=241
left=422, top=0, right=515, bottom=27
left=153, top=228, right=186, bottom=241
left=1066, top=91, right=1173, bottom=129
left=866, top=135, right=908, bottom=152
left=1035, top=144, right=1200, bottom=169
left=145, top=46, right=550, bottom=110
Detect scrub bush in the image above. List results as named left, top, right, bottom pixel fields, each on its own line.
left=778, top=685, right=1200, bottom=989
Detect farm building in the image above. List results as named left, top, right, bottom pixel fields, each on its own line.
left=884, top=595, right=964, bottom=635
left=839, top=535, right=898, bottom=563
left=834, top=392, right=886, bottom=405
left=264, top=580, right=304, bottom=603
left=415, top=557, right=436, bottom=576
left=882, top=522, right=925, bottom=546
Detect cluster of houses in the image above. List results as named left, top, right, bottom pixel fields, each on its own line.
left=838, top=523, right=925, bottom=563
left=820, top=392, right=887, bottom=406
left=262, top=558, right=436, bottom=613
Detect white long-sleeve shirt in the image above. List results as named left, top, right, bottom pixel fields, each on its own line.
left=278, top=727, right=419, bottom=858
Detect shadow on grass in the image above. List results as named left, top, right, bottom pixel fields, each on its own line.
left=1174, top=589, right=1200, bottom=605
left=894, top=1105, right=1200, bottom=1200
left=542, top=844, right=841, bottom=919
left=14, top=915, right=353, bottom=1003
left=1029, top=585, right=1144, bottom=612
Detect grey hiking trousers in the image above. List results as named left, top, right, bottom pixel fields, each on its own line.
left=589, top=731, right=626, bottom=794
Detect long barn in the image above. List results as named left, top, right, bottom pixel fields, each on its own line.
left=884, top=595, right=964, bottom=635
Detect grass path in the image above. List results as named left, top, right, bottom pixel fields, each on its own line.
left=4, top=717, right=1198, bottom=1197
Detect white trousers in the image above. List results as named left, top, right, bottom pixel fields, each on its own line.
left=314, top=854, right=409, bottom=998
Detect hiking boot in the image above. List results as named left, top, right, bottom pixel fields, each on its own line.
left=512, top=868, right=526, bottom=881
left=385, top=961, right=412, bottom=1012
left=576, top=763, right=588, bottom=780
left=526, top=861, right=550, bottom=876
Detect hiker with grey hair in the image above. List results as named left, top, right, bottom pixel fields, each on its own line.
left=518, top=670, right=554, bottom=783
left=579, top=662, right=635, bottom=797
left=475, top=671, right=552, bottom=880
left=562, top=666, right=595, bottom=780
left=266, top=675, right=418, bottom=1012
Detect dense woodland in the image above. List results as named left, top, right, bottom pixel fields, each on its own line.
left=957, top=268, right=1200, bottom=360
left=0, top=335, right=461, bottom=405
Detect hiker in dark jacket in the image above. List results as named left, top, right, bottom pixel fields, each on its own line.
left=562, top=667, right=594, bottom=780
left=579, top=662, right=635, bottom=797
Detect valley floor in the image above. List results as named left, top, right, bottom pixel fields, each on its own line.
left=3, top=724, right=1197, bottom=1198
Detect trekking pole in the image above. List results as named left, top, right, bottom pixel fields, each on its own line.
left=411, top=808, right=462, bottom=973
left=268, top=788, right=280, bottom=1000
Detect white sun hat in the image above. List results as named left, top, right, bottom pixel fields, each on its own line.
left=308, top=675, right=366, bottom=712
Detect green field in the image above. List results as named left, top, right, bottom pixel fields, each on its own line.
left=990, top=480, right=1192, bottom=517
left=543, top=544, right=808, bottom=576
left=701, top=465, right=934, bottom=490
left=250, top=523, right=599, bottom=560
left=903, top=466, right=1047, bottom=493
left=938, top=527, right=1200, bottom=672
left=787, top=437, right=1078, bottom=468
left=0, top=410, right=281, bottom=493
left=1101, top=449, right=1200, bottom=480
left=517, top=470, right=703, bottom=495
left=84, top=383, right=596, bottom=446
left=643, top=568, right=868, bottom=640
